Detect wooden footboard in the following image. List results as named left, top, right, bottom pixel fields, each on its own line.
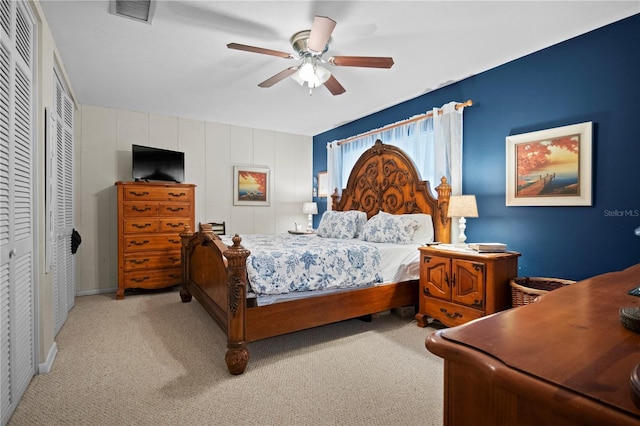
left=180, top=223, right=252, bottom=375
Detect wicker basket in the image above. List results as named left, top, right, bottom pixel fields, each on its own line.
left=510, top=277, right=576, bottom=307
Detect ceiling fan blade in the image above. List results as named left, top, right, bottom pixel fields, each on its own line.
left=324, top=75, right=346, bottom=96
left=329, top=56, right=394, bottom=68
left=307, top=16, right=336, bottom=53
left=258, top=67, right=298, bottom=88
left=227, top=43, right=293, bottom=59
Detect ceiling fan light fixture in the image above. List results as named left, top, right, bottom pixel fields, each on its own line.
left=315, top=65, right=331, bottom=84
left=290, top=70, right=305, bottom=86
left=298, top=60, right=315, bottom=82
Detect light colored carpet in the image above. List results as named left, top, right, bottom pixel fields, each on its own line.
left=8, top=288, right=444, bottom=425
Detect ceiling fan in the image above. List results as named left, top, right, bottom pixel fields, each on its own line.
left=227, top=16, right=394, bottom=96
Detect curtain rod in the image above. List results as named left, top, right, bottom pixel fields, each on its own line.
left=336, top=99, right=473, bottom=146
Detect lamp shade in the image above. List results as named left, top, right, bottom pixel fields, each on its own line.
left=447, top=195, right=478, bottom=218
left=303, top=202, right=318, bottom=215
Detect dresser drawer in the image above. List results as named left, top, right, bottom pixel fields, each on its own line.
left=123, top=252, right=181, bottom=271
left=123, top=268, right=182, bottom=289
left=158, top=203, right=190, bottom=216
left=159, top=218, right=191, bottom=232
left=124, top=234, right=183, bottom=252
left=123, top=202, right=158, bottom=217
left=123, top=219, right=158, bottom=233
left=123, top=186, right=192, bottom=202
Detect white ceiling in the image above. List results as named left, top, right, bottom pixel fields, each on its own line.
left=40, top=1, right=639, bottom=136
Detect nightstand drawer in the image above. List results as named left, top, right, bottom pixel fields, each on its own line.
left=422, top=297, right=483, bottom=327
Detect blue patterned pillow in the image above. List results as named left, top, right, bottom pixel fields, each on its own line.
left=360, top=212, right=420, bottom=244
left=316, top=210, right=368, bottom=239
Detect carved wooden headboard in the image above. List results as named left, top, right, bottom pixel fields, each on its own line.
left=331, top=139, right=451, bottom=243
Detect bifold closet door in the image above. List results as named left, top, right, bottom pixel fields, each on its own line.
left=51, top=71, right=75, bottom=335
left=0, top=1, right=36, bottom=424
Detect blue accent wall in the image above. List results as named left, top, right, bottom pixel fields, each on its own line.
left=313, top=14, right=640, bottom=281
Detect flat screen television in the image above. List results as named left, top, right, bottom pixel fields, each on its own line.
left=132, top=144, right=185, bottom=183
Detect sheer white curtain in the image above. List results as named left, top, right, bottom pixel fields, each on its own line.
left=326, top=101, right=464, bottom=211
left=433, top=101, right=464, bottom=195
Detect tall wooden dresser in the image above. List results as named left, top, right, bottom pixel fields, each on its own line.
left=116, top=181, right=195, bottom=299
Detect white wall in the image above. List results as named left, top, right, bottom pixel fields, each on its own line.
left=76, top=106, right=313, bottom=294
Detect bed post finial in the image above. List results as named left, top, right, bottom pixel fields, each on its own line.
left=435, top=177, right=452, bottom=243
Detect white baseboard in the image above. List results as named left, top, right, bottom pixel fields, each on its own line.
left=38, top=342, right=58, bottom=374
left=76, top=287, right=117, bottom=297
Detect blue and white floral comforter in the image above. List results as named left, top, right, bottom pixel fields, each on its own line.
left=223, top=234, right=383, bottom=296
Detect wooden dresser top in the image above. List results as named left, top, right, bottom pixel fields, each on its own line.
left=439, top=262, right=640, bottom=417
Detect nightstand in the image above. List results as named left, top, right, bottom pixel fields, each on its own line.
left=416, top=246, right=520, bottom=327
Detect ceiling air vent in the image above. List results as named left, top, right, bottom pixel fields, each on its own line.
left=109, top=0, right=156, bottom=24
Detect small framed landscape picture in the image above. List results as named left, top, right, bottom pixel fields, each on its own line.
left=233, top=165, right=270, bottom=206
left=506, top=121, right=592, bottom=206
left=318, top=171, right=328, bottom=197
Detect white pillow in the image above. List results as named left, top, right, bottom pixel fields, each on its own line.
left=316, top=210, right=368, bottom=239
left=399, top=213, right=434, bottom=243
left=360, top=212, right=420, bottom=244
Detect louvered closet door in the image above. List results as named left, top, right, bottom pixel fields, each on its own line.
left=0, top=1, right=36, bottom=424
left=52, top=72, right=75, bottom=335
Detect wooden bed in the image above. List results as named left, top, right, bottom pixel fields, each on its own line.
left=179, top=140, right=451, bottom=374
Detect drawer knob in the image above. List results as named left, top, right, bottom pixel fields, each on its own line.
left=169, top=257, right=180, bottom=263
left=130, top=240, right=149, bottom=246
left=132, top=206, right=151, bottom=212
left=129, top=191, right=149, bottom=197
left=132, top=223, right=151, bottom=229
left=168, top=192, right=186, bottom=197
left=168, top=239, right=180, bottom=244
left=166, top=222, right=184, bottom=228
left=131, top=277, right=149, bottom=283
left=129, top=259, right=149, bottom=265
left=167, top=207, right=184, bottom=212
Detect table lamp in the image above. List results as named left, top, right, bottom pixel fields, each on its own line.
left=447, top=195, right=478, bottom=245
left=303, top=202, right=318, bottom=230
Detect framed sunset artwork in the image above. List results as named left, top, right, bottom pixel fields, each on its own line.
left=506, top=121, right=592, bottom=206
left=233, top=165, right=270, bottom=206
